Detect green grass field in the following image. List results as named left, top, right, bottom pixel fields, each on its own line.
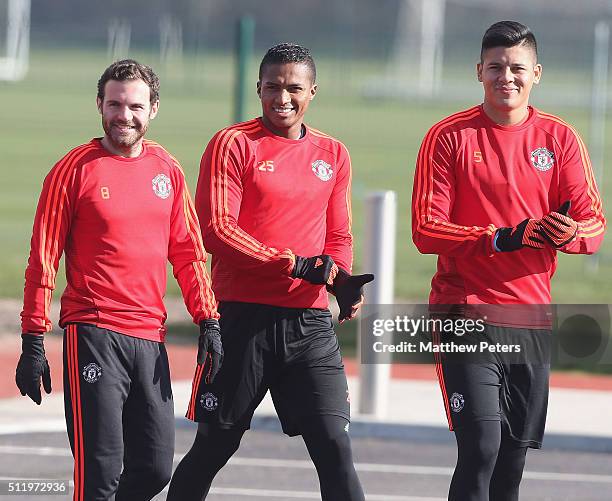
left=1, top=48, right=611, bottom=302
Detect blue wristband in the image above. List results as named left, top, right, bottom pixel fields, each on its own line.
left=493, top=231, right=501, bottom=252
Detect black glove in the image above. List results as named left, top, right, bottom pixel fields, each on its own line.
left=328, top=268, right=375, bottom=322
left=15, top=333, right=52, bottom=405
left=198, top=319, right=223, bottom=383
left=494, top=218, right=545, bottom=252
left=292, top=254, right=338, bottom=285
left=539, top=201, right=578, bottom=248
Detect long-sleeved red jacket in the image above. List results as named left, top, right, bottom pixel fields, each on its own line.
left=195, top=118, right=353, bottom=308
left=412, top=105, right=606, bottom=305
left=21, top=138, right=218, bottom=342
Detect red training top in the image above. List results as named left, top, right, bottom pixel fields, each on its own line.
left=21, top=138, right=218, bottom=342
left=196, top=118, right=353, bottom=308
left=412, top=105, right=606, bottom=306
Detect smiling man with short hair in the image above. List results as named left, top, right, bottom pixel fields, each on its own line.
left=167, top=43, right=372, bottom=501
left=16, top=59, right=220, bottom=501
left=412, top=21, right=605, bottom=500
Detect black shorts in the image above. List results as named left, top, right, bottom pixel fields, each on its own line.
left=435, top=324, right=550, bottom=449
left=186, top=302, right=350, bottom=436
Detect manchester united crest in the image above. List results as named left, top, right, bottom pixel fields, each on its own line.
left=450, top=392, right=465, bottom=413
left=530, top=147, right=555, bottom=172
left=152, top=174, right=172, bottom=199
left=82, top=363, right=102, bottom=384
left=200, top=392, right=219, bottom=412
left=311, top=160, right=333, bottom=181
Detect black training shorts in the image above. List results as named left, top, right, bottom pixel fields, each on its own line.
left=186, top=302, right=351, bottom=436
left=434, top=324, right=550, bottom=449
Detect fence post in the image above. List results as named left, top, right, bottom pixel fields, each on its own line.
left=233, top=16, right=255, bottom=124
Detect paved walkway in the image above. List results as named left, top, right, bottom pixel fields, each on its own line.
left=3, top=332, right=612, bottom=452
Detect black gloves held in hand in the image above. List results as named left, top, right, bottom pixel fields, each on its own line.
left=292, top=254, right=338, bottom=285
left=198, top=319, right=223, bottom=384
left=16, top=333, right=52, bottom=405
left=328, top=268, right=375, bottom=322
left=539, top=201, right=578, bottom=248
left=494, top=218, right=546, bottom=252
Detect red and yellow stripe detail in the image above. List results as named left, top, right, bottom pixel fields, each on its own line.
left=309, top=127, right=354, bottom=236
left=37, top=144, right=96, bottom=330
left=414, top=107, right=496, bottom=243
left=209, top=120, right=294, bottom=265
left=145, top=140, right=218, bottom=319
left=536, top=111, right=606, bottom=239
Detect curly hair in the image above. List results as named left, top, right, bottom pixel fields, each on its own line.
left=97, top=59, right=160, bottom=104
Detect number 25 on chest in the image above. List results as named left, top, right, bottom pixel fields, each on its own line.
left=257, top=160, right=275, bottom=172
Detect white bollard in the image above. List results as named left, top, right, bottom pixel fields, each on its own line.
left=358, top=191, right=396, bottom=417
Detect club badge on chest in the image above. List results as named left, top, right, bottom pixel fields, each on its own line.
left=312, top=160, right=333, bottom=181
left=152, top=174, right=172, bottom=199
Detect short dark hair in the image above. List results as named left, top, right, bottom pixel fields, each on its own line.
left=97, top=59, right=160, bottom=104
left=258, top=43, right=316, bottom=83
left=481, top=21, right=538, bottom=61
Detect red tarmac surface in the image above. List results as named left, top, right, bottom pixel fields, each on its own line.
left=2, top=333, right=612, bottom=399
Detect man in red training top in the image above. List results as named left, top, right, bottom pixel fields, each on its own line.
left=167, top=43, right=372, bottom=501
left=16, top=60, right=222, bottom=501
left=412, top=21, right=605, bottom=501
